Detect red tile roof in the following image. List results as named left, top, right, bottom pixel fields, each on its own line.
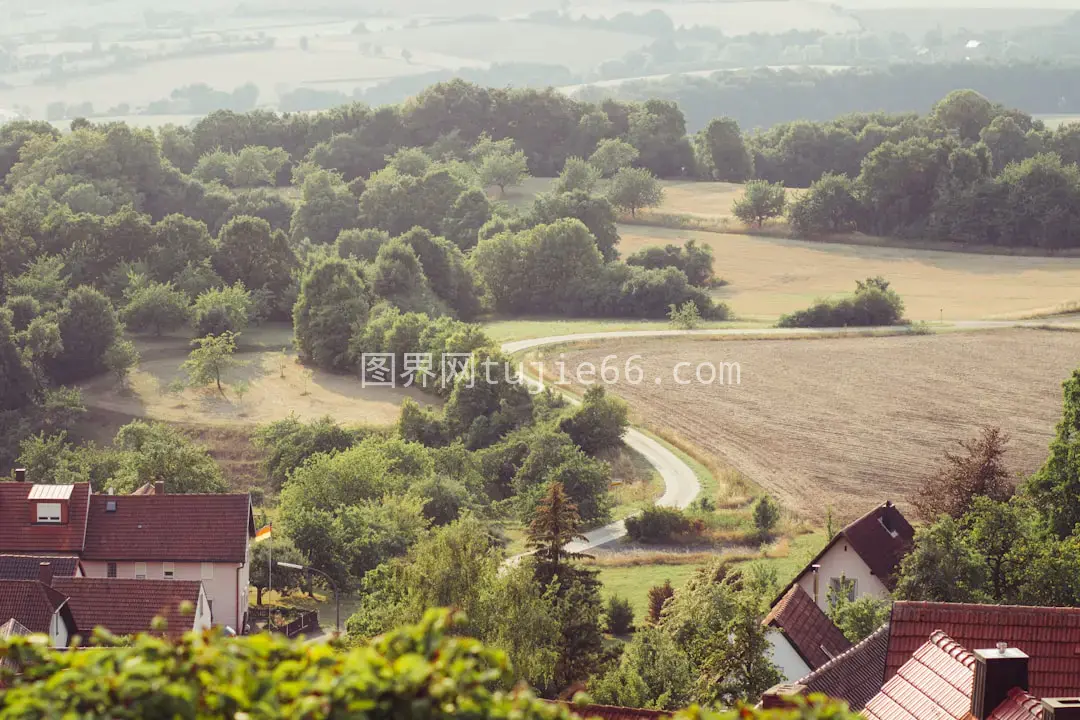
left=0, top=555, right=81, bottom=580
left=0, top=483, right=90, bottom=553
left=51, top=578, right=203, bottom=640
left=764, top=585, right=852, bottom=670
left=887, top=602, right=1080, bottom=699
left=797, top=622, right=890, bottom=710
left=559, top=703, right=670, bottom=720
left=0, top=580, right=68, bottom=634
left=864, top=631, right=975, bottom=720
left=990, top=689, right=1043, bottom=720
left=83, top=494, right=254, bottom=562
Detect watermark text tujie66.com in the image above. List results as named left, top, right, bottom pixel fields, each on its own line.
left=357, top=352, right=741, bottom=392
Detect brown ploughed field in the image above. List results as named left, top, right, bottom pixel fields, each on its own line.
left=554, top=328, right=1080, bottom=522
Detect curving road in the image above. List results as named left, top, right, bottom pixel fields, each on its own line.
left=501, top=317, right=1080, bottom=556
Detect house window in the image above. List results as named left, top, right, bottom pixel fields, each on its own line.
left=201, top=562, right=214, bottom=580
left=135, top=562, right=147, bottom=580
left=36, top=502, right=62, bottom=523
left=163, top=562, right=175, bottom=579
left=107, top=562, right=117, bottom=578
left=829, top=576, right=857, bottom=601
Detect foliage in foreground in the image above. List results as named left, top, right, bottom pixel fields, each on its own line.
left=0, top=609, right=860, bottom=720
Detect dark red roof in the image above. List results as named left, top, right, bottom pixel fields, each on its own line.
left=51, top=578, right=203, bottom=640
left=764, top=585, right=852, bottom=669
left=0, top=483, right=90, bottom=553
left=83, top=494, right=254, bottom=562
left=888, top=601, right=1080, bottom=699
left=797, top=622, right=890, bottom=710
left=0, top=580, right=68, bottom=634
left=559, top=703, right=670, bottom=720
left=864, top=631, right=975, bottom=720
left=0, top=554, right=81, bottom=580
left=839, top=502, right=914, bottom=591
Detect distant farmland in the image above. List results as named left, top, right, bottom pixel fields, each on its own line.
left=555, top=329, right=1080, bottom=522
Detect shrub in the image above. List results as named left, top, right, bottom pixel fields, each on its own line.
left=625, top=506, right=693, bottom=543
left=625, top=240, right=714, bottom=287
left=668, top=300, right=702, bottom=330
left=604, top=595, right=635, bottom=635
left=777, top=276, right=904, bottom=328
left=647, top=580, right=675, bottom=623
left=752, top=496, right=780, bottom=536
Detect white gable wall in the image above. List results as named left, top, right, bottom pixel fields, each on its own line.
left=766, top=628, right=812, bottom=683
left=794, top=538, right=891, bottom=613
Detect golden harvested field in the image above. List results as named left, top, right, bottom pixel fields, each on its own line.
left=619, top=226, right=1080, bottom=321
left=557, top=329, right=1080, bottom=522
left=79, top=325, right=435, bottom=429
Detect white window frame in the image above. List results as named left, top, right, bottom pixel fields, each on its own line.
left=201, top=562, right=214, bottom=580
left=163, top=562, right=175, bottom=579
left=36, top=502, right=62, bottom=523
left=135, top=562, right=147, bottom=580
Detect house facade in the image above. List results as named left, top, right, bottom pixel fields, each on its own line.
left=776, top=501, right=915, bottom=613
left=763, top=584, right=852, bottom=683
left=0, top=480, right=254, bottom=632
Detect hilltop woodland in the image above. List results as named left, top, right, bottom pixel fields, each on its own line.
left=4, top=81, right=1080, bottom=702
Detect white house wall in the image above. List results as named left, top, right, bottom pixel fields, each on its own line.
left=766, top=628, right=812, bottom=683
left=795, top=540, right=891, bottom=613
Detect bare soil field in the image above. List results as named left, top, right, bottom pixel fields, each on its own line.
left=555, top=329, right=1080, bottom=522
left=619, top=226, right=1080, bottom=321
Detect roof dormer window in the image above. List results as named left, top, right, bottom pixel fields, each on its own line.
left=28, top=485, right=73, bottom=525
left=36, top=502, right=62, bottom=523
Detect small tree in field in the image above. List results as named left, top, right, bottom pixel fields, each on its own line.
left=733, top=180, right=787, bottom=227
left=605, top=595, right=635, bottom=635
left=105, top=338, right=140, bottom=388
left=752, top=495, right=780, bottom=537
left=647, top=580, right=674, bottom=624
left=668, top=300, right=702, bottom=329
left=477, top=150, right=529, bottom=196
left=182, top=331, right=239, bottom=396
left=913, top=425, right=1013, bottom=522
left=608, top=167, right=663, bottom=217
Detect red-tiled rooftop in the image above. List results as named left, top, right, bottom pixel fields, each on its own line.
left=864, top=631, right=975, bottom=720
left=0, top=482, right=89, bottom=553
left=764, top=584, right=852, bottom=669
left=559, top=702, right=670, bottom=720
left=887, top=602, right=1080, bottom=699
left=990, top=689, right=1043, bottom=720
left=0, top=580, right=68, bottom=635
left=51, top=578, right=203, bottom=640
left=797, top=622, right=890, bottom=710
left=83, top=494, right=254, bottom=562
left=0, top=554, right=80, bottom=580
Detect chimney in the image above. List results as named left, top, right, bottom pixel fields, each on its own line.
left=971, top=645, right=1029, bottom=720
left=154, top=481, right=166, bottom=495
left=14, top=468, right=26, bottom=482
left=882, top=501, right=894, bottom=532
left=38, top=562, right=53, bottom=587
left=1043, top=699, right=1080, bottom=720
left=760, top=684, right=806, bottom=709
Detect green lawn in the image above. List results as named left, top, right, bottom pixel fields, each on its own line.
left=596, top=563, right=705, bottom=619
